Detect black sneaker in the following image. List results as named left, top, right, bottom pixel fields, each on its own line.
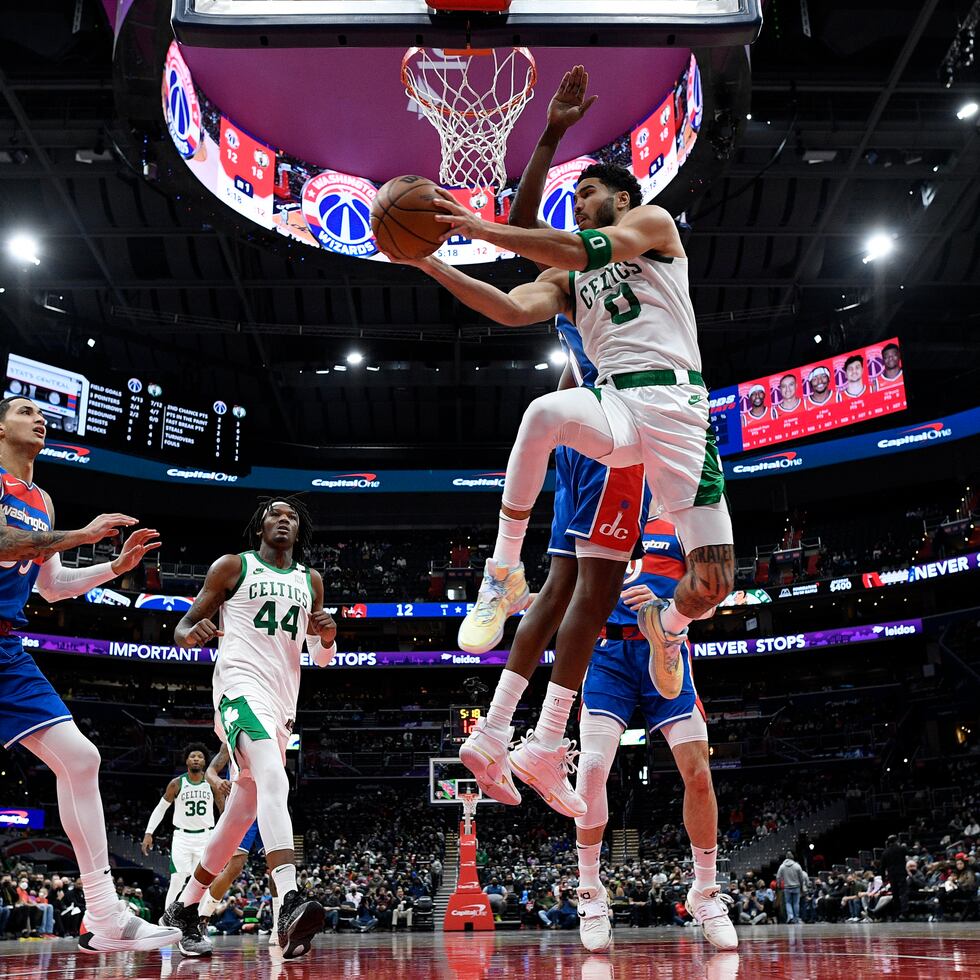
left=162, top=900, right=213, bottom=957
left=278, top=890, right=325, bottom=960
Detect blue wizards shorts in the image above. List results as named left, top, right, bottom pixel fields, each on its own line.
left=548, top=446, right=650, bottom=557
left=582, top=632, right=703, bottom=732
left=236, top=821, right=265, bottom=855
left=1, top=636, right=72, bottom=749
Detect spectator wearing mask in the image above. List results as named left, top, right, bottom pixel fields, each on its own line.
left=776, top=852, right=808, bottom=924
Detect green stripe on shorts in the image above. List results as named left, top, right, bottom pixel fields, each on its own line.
left=693, top=426, right=726, bottom=506
left=218, top=694, right=272, bottom=757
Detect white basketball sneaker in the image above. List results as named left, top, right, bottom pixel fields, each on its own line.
left=459, top=718, right=521, bottom=805
left=79, top=901, right=182, bottom=954
left=685, top=885, right=738, bottom=951
left=577, top=884, right=612, bottom=952
left=457, top=559, right=530, bottom=654
left=508, top=730, right=586, bottom=818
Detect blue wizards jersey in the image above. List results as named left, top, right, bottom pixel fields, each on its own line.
left=556, top=314, right=598, bottom=388
left=608, top=517, right=687, bottom=625
left=0, top=467, right=50, bottom=627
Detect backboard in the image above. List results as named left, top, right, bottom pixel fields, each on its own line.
left=429, top=756, right=484, bottom=805
left=172, top=0, right=763, bottom=48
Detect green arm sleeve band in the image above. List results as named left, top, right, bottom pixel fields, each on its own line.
left=577, top=229, right=613, bottom=271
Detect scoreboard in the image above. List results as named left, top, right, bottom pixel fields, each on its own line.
left=449, top=705, right=483, bottom=745
left=4, top=352, right=247, bottom=471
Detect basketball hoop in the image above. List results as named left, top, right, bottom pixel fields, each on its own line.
left=402, top=45, right=536, bottom=189
left=459, top=791, right=481, bottom=836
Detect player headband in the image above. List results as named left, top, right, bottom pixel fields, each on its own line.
left=748, top=384, right=765, bottom=395
left=808, top=367, right=830, bottom=379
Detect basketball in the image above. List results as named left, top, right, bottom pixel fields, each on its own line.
left=371, top=175, right=453, bottom=260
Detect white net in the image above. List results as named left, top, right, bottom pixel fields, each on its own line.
left=402, top=46, right=536, bottom=189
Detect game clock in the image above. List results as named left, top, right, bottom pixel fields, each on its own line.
left=449, top=705, right=483, bottom=745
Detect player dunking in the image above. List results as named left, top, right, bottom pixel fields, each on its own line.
left=459, top=67, right=650, bottom=819
left=573, top=517, right=736, bottom=953
left=142, top=743, right=217, bottom=911
left=0, top=395, right=179, bottom=953
left=393, top=133, right=734, bottom=813
left=163, top=497, right=337, bottom=959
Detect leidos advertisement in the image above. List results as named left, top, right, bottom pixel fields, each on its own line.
left=20, top=618, right=923, bottom=668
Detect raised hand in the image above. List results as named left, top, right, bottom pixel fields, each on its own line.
left=547, top=65, right=598, bottom=133
left=111, top=528, right=162, bottom=575
left=79, top=513, right=138, bottom=545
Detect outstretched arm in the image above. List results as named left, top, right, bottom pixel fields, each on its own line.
left=34, top=496, right=160, bottom=601
left=0, top=488, right=139, bottom=564
left=432, top=201, right=684, bottom=271
left=174, top=554, right=241, bottom=648
left=509, top=65, right=598, bottom=232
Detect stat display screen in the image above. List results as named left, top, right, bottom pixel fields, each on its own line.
left=4, top=352, right=247, bottom=471
left=449, top=705, right=483, bottom=745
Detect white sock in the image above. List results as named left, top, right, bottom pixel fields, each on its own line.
left=534, top=682, right=577, bottom=750
left=80, top=868, right=120, bottom=924
left=692, top=844, right=718, bottom=892
left=198, top=890, right=219, bottom=918
left=661, top=599, right=692, bottom=636
left=271, top=864, right=298, bottom=897
left=181, top=876, right=208, bottom=907
left=493, top=512, right=529, bottom=567
left=577, top=842, right=602, bottom=889
left=484, top=669, right=528, bottom=737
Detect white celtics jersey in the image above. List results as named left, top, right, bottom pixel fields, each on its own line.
left=212, top=551, right=313, bottom=724
left=172, top=774, right=215, bottom=832
left=570, top=251, right=700, bottom=383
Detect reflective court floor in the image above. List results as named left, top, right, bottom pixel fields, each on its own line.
left=0, top=924, right=976, bottom=980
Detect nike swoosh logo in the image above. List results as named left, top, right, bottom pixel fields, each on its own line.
left=689, top=395, right=702, bottom=405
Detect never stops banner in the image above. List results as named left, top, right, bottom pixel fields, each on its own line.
left=712, top=337, right=906, bottom=456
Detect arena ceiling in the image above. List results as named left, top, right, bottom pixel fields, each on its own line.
left=0, top=0, right=978, bottom=455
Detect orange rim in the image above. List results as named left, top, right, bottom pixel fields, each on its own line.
left=401, top=46, right=537, bottom=120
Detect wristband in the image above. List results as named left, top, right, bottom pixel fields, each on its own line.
left=577, top=229, right=613, bottom=271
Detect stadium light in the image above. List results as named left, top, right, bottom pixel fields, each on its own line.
left=549, top=348, right=568, bottom=366
left=346, top=351, right=364, bottom=366
left=956, top=101, right=979, bottom=120
left=862, top=232, right=894, bottom=264
left=315, top=368, right=330, bottom=375
left=7, top=233, right=40, bottom=266
left=534, top=362, right=548, bottom=371
left=813, top=333, right=822, bottom=344
left=87, top=337, right=96, bottom=348
left=333, top=364, right=348, bottom=372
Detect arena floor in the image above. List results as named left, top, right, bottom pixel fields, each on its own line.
left=0, top=924, right=976, bottom=979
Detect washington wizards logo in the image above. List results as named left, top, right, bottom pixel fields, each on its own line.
left=538, top=156, right=596, bottom=232
left=301, top=171, right=378, bottom=257
left=161, top=41, right=201, bottom=161
left=687, top=57, right=703, bottom=132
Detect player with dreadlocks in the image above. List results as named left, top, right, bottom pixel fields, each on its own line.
left=163, top=496, right=337, bottom=960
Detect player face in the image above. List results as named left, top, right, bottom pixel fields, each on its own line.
left=883, top=348, right=900, bottom=370
left=779, top=376, right=797, bottom=400
left=186, top=750, right=206, bottom=773
left=261, top=501, right=300, bottom=550
left=0, top=398, right=46, bottom=451
left=810, top=372, right=829, bottom=394
left=845, top=361, right=864, bottom=383
left=574, top=179, right=619, bottom=230
left=749, top=390, right=765, bottom=408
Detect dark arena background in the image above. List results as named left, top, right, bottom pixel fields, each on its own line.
left=0, top=1, right=978, bottom=977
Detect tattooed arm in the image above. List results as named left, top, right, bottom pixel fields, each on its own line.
left=0, top=490, right=138, bottom=563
